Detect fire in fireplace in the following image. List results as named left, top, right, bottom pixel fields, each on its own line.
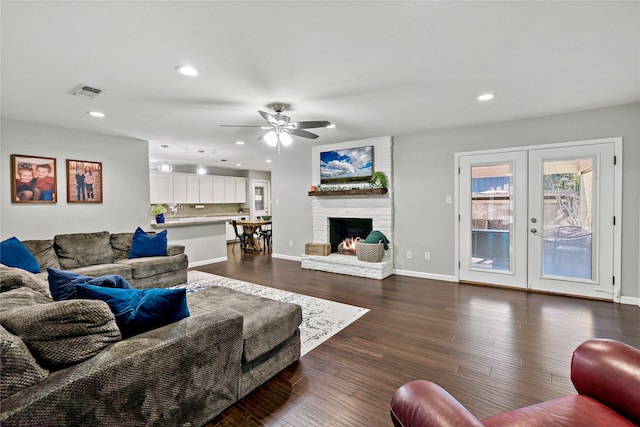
left=329, top=218, right=372, bottom=254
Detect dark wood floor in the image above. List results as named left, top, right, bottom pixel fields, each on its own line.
left=201, top=245, right=640, bottom=426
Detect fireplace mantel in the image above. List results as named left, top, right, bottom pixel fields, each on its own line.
left=308, top=188, right=388, bottom=197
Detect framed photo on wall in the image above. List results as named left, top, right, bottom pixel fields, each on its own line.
left=67, top=159, right=103, bottom=203
left=11, top=154, right=57, bottom=203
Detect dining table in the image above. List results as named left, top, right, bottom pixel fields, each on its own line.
left=237, top=219, right=272, bottom=251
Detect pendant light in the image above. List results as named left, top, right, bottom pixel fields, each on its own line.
left=159, top=145, right=172, bottom=172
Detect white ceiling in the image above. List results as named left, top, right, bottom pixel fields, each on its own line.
left=2, top=1, right=639, bottom=172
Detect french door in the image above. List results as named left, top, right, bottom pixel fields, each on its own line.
left=459, top=141, right=618, bottom=299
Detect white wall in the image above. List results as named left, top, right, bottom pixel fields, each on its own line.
left=272, top=103, right=640, bottom=300
left=1, top=119, right=151, bottom=240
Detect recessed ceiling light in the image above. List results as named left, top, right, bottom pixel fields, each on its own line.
left=175, top=65, right=198, bottom=76
left=236, top=163, right=242, bottom=167
left=236, top=141, right=245, bottom=145
left=326, top=123, right=336, bottom=129
left=87, top=111, right=105, bottom=118
left=477, top=93, right=495, bottom=101
left=266, top=159, right=272, bottom=163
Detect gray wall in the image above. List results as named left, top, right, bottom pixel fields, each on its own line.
left=271, top=141, right=313, bottom=258
left=1, top=119, right=151, bottom=240
left=272, top=102, right=640, bottom=300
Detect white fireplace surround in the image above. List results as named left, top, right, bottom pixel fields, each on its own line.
left=301, top=136, right=394, bottom=280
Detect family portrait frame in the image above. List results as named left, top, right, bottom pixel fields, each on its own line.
left=11, top=154, right=57, bottom=203
left=66, top=159, right=103, bottom=203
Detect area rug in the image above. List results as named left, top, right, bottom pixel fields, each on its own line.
left=175, top=270, right=369, bottom=356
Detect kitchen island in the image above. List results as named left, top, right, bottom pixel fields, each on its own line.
left=151, top=215, right=243, bottom=267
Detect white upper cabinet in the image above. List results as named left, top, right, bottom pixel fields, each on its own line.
left=235, top=178, right=247, bottom=203
left=212, top=177, right=225, bottom=203
left=199, top=176, right=213, bottom=203
left=186, top=176, right=199, bottom=203
left=172, top=175, right=188, bottom=203
left=150, top=173, right=247, bottom=204
left=150, top=173, right=173, bottom=203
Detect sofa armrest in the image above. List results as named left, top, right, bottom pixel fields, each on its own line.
left=167, top=244, right=185, bottom=256
left=571, top=338, right=640, bottom=424
left=1, top=307, right=244, bottom=427
left=391, top=380, right=484, bottom=427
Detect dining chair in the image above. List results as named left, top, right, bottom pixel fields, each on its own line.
left=230, top=220, right=247, bottom=253
left=261, top=228, right=272, bottom=252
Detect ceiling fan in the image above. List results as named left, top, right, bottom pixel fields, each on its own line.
left=221, top=103, right=332, bottom=154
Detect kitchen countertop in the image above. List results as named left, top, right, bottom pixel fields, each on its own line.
left=150, top=215, right=245, bottom=228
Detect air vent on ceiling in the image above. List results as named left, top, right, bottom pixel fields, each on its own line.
left=71, top=84, right=104, bottom=100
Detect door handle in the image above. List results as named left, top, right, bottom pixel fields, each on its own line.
left=530, top=228, right=537, bottom=234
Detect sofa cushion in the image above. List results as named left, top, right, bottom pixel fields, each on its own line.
left=0, top=299, right=121, bottom=369
left=75, top=284, right=190, bottom=337
left=111, top=232, right=134, bottom=260
left=22, top=239, right=61, bottom=271
left=47, top=268, right=134, bottom=301
left=0, top=237, right=41, bottom=273
left=54, top=231, right=114, bottom=269
left=0, top=265, right=51, bottom=298
left=116, top=254, right=189, bottom=279
left=128, top=227, right=167, bottom=259
left=0, top=324, right=49, bottom=400
left=187, top=286, right=302, bottom=362
left=0, top=288, right=53, bottom=313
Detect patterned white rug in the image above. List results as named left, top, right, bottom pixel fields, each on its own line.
left=177, top=270, right=369, bottom=356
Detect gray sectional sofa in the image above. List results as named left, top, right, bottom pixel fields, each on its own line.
left=0, top=231, right=303, bottom=426
left=22, top=230, right=188, bottom=288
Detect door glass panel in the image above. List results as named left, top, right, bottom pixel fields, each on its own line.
left=470, top=164, right=513, bottom=272
left=542, top=158, right=593, bottom=280
left=254, top=186, right=265, bottom=211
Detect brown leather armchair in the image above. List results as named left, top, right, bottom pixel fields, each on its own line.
left=390, top=339, right=640, bottom=427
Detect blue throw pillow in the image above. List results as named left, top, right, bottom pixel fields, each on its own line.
left=47, top=268, right=133, bottom=301
left=128, top=227, right=167, bottom=259
left=0, top=237, right=41, bottom=274
left=74, top=284, right=190, bottom=337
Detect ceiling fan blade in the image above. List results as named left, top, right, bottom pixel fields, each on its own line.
left=220, top=124, right=264, bottom=128
left=289, top=120, right=331, bottom=129
left=259, top=110, right=279, bottom=126
left=284, top=128, right=319, bottom=139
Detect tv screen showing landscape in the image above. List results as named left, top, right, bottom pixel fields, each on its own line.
left=320, top=146, right=373, bottom=184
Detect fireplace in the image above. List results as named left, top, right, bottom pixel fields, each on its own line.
left=329, top=218, right=373, bottom=254
left=302, top=136, right=393, bottom=279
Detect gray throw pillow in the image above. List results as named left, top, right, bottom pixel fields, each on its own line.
left=0, top=287, right=53, bottom=313
left=0, top=325, right=49, bottom=400
left=0, top=264, right=51, bottom=298
left=0, top=299, right=121, bottom=369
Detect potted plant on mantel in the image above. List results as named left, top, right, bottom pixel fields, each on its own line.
left=369, top=171, right=387, bottom=189
left=151, top=204, right=167, bottom=224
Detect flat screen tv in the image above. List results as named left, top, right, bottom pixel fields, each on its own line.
left=320, top=145, right=373, bottom=184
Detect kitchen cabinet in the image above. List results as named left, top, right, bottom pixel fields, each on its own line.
left=223, top=177, right=247, bottom=203
left=150, top=173, right=173, bottom=203
left=199, top=176, right=213, bottom=203
left=186, top=176, right=199, bottom=203
left=212, top=177, right=225, bottom=203
left=149, top=173, right=246, bottom=204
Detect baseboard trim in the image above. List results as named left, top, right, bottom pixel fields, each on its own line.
left=393, top=269, right=458, bottom=282
left=619, top=295, right=640, bottom=306
left=272, top=253, right=302, bottom=262
left=188, top=257, right=227, bottom=268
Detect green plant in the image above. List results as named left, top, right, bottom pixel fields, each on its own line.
left=369, top=171, right=387, bottom=188
left=150, top=204, right=167, bottom=216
